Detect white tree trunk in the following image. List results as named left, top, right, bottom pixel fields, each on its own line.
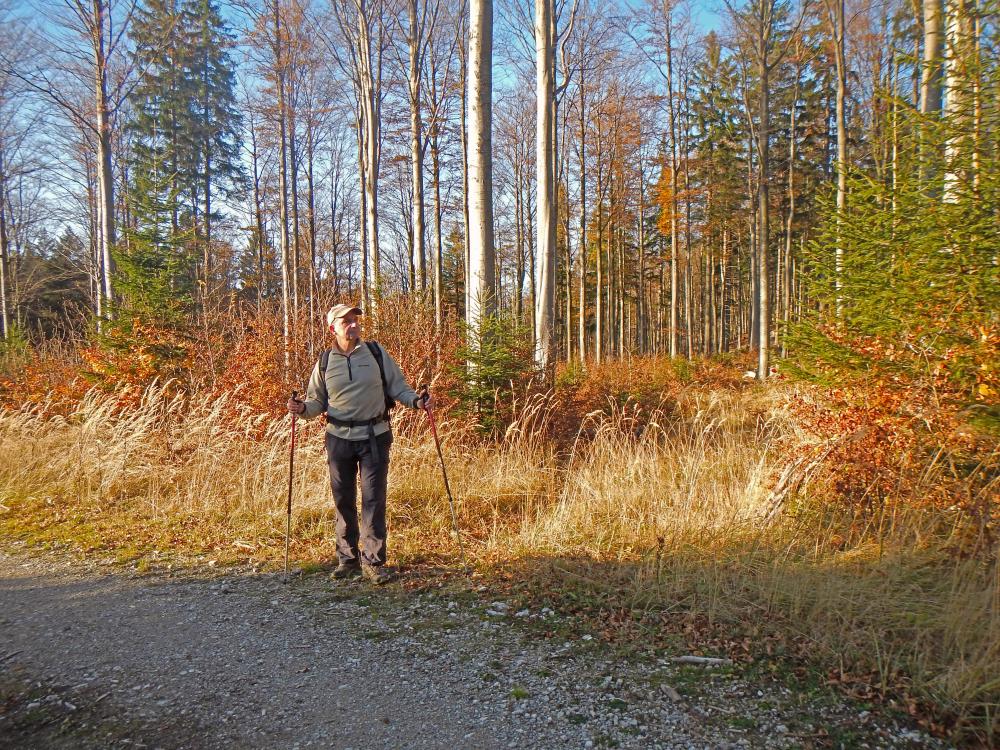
left=920, top=0, right=944, bottom=114
left=92, top=0, right=116, bottom=324
left=757, top=32, right=771, bottom=380
left=408, top=0, right=427, bottom=292
left=360, top=24, right=381, bottom=301
left=0, top=146, right=10, bottom=339
left=664, top=15, right=679, bottom=358
left=534, top=0, right=556, bottom=371
left=466, top=0, right=495, bottom=337
left=943, top=0, right=973, bottom=202
left=825, top=0, right=847, bottom=313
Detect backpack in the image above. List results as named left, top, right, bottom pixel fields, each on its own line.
left=318, top=341, right=394, bottom=421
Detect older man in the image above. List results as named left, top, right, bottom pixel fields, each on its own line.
left=286, top=304, right=429, bottom=583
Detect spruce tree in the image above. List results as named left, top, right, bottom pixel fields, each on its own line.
left=186, top=0, right=244, bottom=268
left=792, top=103, right=1000, bottom=408
left=125, top=0, right=243, bottom=318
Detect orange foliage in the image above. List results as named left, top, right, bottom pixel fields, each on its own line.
left=549, top=354, right=752, bottom=441
left=0, top=350, right=89, bottom=415
left=787, top=378, right=997, bottom=550
left=209, top=311, right=294, bottom=418
left=0, top=299, right=470, bottom=427
left=76, top=319, right=195, bottom=408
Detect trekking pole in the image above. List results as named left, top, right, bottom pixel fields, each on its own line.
left=284, top=390, right=298, bottom=579
left=421, top=390, right=469, bottom=574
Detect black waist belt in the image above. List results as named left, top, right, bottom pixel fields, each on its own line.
left=326, top=416, right=385, bottom=429
left=327, top=415, right=388, bottom=462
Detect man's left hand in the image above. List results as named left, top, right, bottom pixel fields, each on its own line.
left=416, top=388, right=433, bottom=411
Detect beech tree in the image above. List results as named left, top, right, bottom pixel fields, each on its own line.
left=331, top=0, right=389, bottom=310
left=534, top=0, right=556, bottom=369
left=466, top=0, right=496, bottom=337
left=8, top=0, right=139, bottom=328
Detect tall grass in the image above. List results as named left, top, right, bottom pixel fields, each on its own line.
left=0, top=382, right=996, bottom=741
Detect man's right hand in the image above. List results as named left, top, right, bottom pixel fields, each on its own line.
left=286, top=398, right=305, bottom=415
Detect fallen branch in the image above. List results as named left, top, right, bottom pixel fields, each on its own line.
left=761, top=436, right=850, bottom=526
left=671, top=655, right=733, bottom=666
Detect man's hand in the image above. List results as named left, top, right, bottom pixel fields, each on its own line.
left=416, top=387, right=433, bottom=411
left=286, top=397, right=305, bottom=415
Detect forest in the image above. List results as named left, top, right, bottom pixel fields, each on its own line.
left=0, top=0, right=997, bottom=744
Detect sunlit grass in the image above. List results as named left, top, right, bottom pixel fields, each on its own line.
left=0, top=381, right=996, bottom=742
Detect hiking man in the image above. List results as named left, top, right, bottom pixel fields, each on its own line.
left=286, top=304, right=430, bottom=584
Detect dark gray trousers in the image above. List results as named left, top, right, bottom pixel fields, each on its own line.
left=325, top=431, right=392, bottom=566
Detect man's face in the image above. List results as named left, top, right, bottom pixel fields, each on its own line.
left=332, top=312, right=361, bottom=341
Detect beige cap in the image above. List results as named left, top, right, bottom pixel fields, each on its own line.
left=326, top=304, right=363, bottom=326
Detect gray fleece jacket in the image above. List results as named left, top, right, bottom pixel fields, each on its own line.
left=299, top=340, right=420, bottom=440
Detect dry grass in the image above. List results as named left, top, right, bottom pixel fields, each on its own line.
left=0, top=382, right=996, bottom=742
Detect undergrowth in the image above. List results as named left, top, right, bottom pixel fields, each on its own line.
left=0, top=359, right=996, bottom=745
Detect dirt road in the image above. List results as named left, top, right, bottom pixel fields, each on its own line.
left=0, top=546, right=946, bottom=749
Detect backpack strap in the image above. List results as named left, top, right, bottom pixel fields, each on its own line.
left=318, top=348, right=331, bottom=412
left=365, top=341, right=394, bottom=420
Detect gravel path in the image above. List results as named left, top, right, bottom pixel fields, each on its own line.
left=0, top=545, right=948, bottom=749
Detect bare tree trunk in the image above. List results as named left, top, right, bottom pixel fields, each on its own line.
left=248, top=107, right=267, bottom=313
left=0, top=148, right=8, bottom=339
left=560, top=101, right=572, bottom=363
left=720, top=228, right=729, bottom=351
left=943, top=0, right=973, bottom=202
left=534, top=0, right=556, bottom=372
left=891, top=47, right=899, bottom=216
left=458, top=16, right=471, bottom=319
left=682, top=114, right=693, bottom=359
left=85, top=150, right=101, bottom=320
left=527, top=178, right=536, bottom=337
left=289, top=103, right=302, bottom=320
left=408, top=0, right=427, bottom=293
left=920, top=0, right=944, bottom=114
left=92, top=0, right=116, bottom=324
left=356, top=105, right=369, bottom=309
left=431, top=133, right=444, bottom=325
left=273, top=0, right=292, bottom=368
left=782, top=55, right=800, bottom=356
left=306, top=118, right=317, bottom=351
left=577, top=71, right=587, bottom=360
left=637, top=155, right=646, bottom=353
left=658, top=10, right=680, bottom=357
left=594, top=116, right=604, bottom=362
left=466, top=0, right=496, bottom=334
left=514, top=156, right=524, bottom=321
left=826, top=0, right=847, bottom=312
left=971, top=3, right=980, bottom=192
left=330, top=146, right=342, bottom=295
left=756, top=31, right=771, bottom=380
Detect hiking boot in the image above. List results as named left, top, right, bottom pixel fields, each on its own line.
left=361, top=563, right=394, bottom=585
left=331, top=561, right=361, bottom=580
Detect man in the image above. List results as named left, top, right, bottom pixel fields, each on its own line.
left=286, top=304, right=430, bottom=584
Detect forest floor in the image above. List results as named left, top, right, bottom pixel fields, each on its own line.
left=0, top=543, right=952, bottom=750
